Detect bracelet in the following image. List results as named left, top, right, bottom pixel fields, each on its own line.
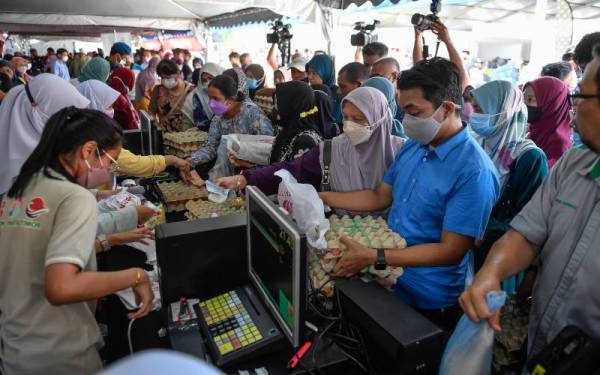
left=236, top=175, right=242, bottom=193
left=133, top=268, right=143, bottom=287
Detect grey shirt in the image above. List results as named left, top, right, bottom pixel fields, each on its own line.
left=0, top=170, right=103, bottom=374
left=510, top=145, right=600, bottom=356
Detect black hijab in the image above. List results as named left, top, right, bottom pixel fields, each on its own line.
left=311, top=84, right=338, bottom=139
left=270, top=81, right=321, bottom=163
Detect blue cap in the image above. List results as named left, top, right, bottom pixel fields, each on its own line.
left=111, top=42, right=132, bottom=56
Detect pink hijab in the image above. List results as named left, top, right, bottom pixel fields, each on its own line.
left=527, top=76, right=572, bottom=167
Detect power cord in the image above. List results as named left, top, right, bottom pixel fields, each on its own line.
left=127, top=318, right=136, bottom=356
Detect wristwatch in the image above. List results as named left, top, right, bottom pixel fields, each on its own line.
left=374, top=249, right=387, bottom=270
left=97, top=234, right=111, bottom=252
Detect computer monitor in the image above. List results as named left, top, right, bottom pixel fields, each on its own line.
left=246, top=186, right=307, bottom=348
left=139, top=110, right=163, bottom=155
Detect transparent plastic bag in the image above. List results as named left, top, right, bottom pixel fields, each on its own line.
left=439, top=291, right=507, bottom=375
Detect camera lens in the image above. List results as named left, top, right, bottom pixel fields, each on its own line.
left=411, top=13, right=425, bottom=27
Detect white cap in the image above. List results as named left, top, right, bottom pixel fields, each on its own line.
left=289, top=56, right=308, bottom=72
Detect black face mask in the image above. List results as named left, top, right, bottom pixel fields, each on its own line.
left=527, top=105, right=542, bottom=123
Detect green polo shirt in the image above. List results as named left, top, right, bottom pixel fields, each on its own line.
left=510, top=145, right=600, bottom=356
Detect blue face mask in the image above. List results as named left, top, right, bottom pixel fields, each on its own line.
left=469, top=112, right=496, bottom=137
left=246, top=79, right=259, bottom=90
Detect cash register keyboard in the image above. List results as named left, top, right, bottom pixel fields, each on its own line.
left=199, top=290, right=264, bottom=355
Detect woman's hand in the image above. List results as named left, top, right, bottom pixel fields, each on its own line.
left=129, top=269, right=154, bottom=319
left=135, top=206, right=155, bottom=225
left=165, top=155, right=191, bottom=183
left=188, top=170, right=205, bottom=188
left=215, top=175, right=247, bottom=190
left=228, top=152, right=254, bottom=169
left=108, top=227, right=155, bottom=246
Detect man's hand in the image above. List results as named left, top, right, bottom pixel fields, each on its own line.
left=332, top=237, right=377, bottom=278
left=129, top=270, right=154, bottom=319
left=431, top=21, right=451, bottom=44
left=135, top=205, right=155, bottom=225
left=414, top=26, right=424, bottom=37
left=459, top=271, right=502, bottom=332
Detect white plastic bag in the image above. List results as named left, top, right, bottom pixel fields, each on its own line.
left=223, top=134, right=274, bottom=166
left=274, top=169, right=329, bottom=250
left=97, top=189, right=141, bottom=213
left=439, top=291, right=507, bottom=375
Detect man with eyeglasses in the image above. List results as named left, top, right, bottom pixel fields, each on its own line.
left=460, top=45, right=600, bottom=358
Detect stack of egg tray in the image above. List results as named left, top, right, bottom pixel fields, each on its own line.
left=184, top=198, right=245, bottom=220
left=162, top=131, right=208, bottom=159
left=157, top=181, right=208, bottom=212
left=309, top=214, right=406, bottom=298
left=254, top=95, right=275, bottom=115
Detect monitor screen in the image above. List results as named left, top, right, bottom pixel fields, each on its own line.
left=246, top=186, right=305, bottom=347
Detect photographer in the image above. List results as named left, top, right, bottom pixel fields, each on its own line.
left=413, top=20, right=470, bottom=91
left=356, top=41, right=389, bottom=70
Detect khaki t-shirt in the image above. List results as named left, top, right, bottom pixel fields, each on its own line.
left=0, top=170, right=103, bottom=374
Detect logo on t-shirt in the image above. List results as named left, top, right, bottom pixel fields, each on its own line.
left=26, top=197, right=50, bottom=219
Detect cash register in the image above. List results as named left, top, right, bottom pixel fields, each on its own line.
left=193, top=186, right=308, bottom=367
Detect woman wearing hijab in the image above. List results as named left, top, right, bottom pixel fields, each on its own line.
left=75, top=56, right=111, bottom=84
left=0, top=73, right=90, bottom=194
left=11, top=57, right=32, bottom=86
left=104, top=67, right=140, bottom=130
left=469, top=80, right=549, bottom=293
left=181, top=62, right=225, bottom=131
left=243, top=64, right=266, bottom=100
left=270, top=81, right=322, bottom=163
left=223, top=67, right=250, bottom=100
left=311, top=83, right=339, bottom=139
left=216, top=86, right=404, bottom=217
left=363, top=77, right=405, bottom=138
left=187, top=74, right=273, bottom=180
left=149, top=59, right=195, bottom=132
left=307, top=54, right=343, bottom=125
left=75, top=80, right=120, bottom=117
left=134, top=56, right=160, bottom=111
left=523, top=76, right=572, bottom=167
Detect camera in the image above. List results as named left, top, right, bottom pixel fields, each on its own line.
left=411, top=0, right=442, bottom=31
left=266, top=20, right=293, bottom=67
left=266, top=20, right=293, bottom=45
left=350, top=20, right=380, bottom=47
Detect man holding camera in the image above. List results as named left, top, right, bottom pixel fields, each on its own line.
left=413, top=20, right=470, bottom=91
left=320, top=57, right=499, bottom=331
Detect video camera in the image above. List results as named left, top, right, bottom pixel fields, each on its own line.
left=350, top=20, right=380, bottom=47
left=266, top=20, right=293, bottom=67
left=266, top=20, right=293, bottom=45
left=411, top=0, right=442, bottom=31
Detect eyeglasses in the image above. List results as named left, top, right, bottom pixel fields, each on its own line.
left=101, top=149, right=120, bottom=173
left=568, top=92, right=600, bottom=106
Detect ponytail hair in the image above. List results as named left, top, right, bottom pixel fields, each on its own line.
left=8, top=107, right=123, bottom=198
left=209, top=74, right=244, bottom=102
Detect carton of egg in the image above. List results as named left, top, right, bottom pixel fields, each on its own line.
left=163, top=131, right=208, bottom=158
left=309, top=215, right=406, bottom=297
left=158, top=181, right=208, bottom=212
left=185, top=198, right=245, bottom=220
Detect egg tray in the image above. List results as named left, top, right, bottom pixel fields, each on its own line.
left=157, top=181, right=209, bottom=212
left=163, top=145, right=194, bottom=159
left=184, top=198, right=245, bottom=220
left=254, top=95, right=275, bottom=114
left=309, top=215, right=406, bottom=297
left=162, top=131, right=207, bottom=154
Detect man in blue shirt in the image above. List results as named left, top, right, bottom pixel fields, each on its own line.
left=320, top=57, right=499, bottom=331
left=50, top=48, right=70, bottom=81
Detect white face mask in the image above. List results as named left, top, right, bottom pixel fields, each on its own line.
left=16, top=66, right=27, bottom=74
left=61, top=55, right=69, bottom=62
left=162, top=78, right=178, bottom=89
left=105, top=109, right=115, bottom=118
left=343, top=120, right=373, bottom=146
left=403, top=105, right=446, bottom=145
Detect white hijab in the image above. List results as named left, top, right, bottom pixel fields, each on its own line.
left=0, top=73, right=90, bottom=194
left=75, top=79, right=120, bottom=116
left=181, top=63, right=225, bottom=123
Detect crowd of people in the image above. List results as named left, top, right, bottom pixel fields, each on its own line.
left=1, top=20, right=600, bottom=374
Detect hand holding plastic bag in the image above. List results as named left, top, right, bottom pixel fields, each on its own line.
left=439, top=291, right=507, bottom=375
left=275, top=169, right=329, bottom=250
left=97, top=189, right=142, bottom=213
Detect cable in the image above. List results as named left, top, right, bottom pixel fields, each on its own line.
left=127, top=318, right=136, bottom=356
